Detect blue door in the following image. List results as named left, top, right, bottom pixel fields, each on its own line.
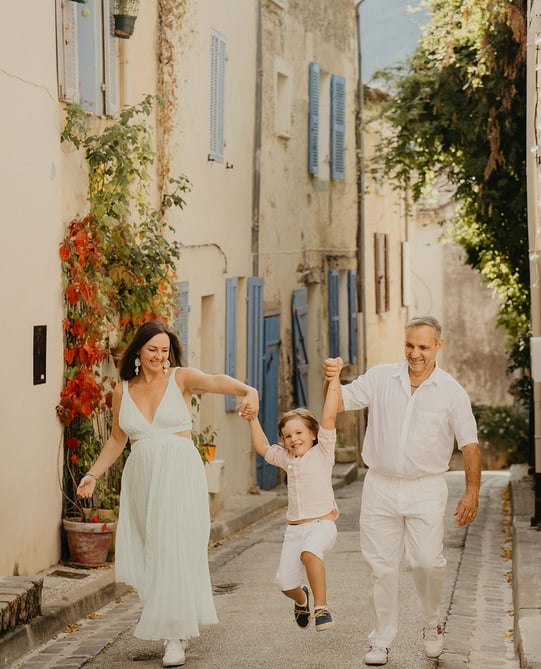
left=258, top=315, right=280, bottom=489
left=292, top=288, right=309, bottom=407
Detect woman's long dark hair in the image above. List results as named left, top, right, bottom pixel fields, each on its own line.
left=119, top=320, right=184, bottom=381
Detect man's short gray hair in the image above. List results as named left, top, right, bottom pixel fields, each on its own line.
left=406, top=316, right=442, bottom=342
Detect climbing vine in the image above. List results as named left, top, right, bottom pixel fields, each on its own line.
left=156, top=0, right=190, bottom=200
left=58, top=95, right=190, bottom=515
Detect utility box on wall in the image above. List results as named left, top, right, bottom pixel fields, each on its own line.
left=33, top=325, right=47, bottom=385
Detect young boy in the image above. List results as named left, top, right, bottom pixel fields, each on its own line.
left=241, top=358, right=343, bottom=631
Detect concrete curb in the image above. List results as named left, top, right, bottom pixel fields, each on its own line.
left=0, top=569, right=130, bottom=667
left=510, top=467, right=541, bottom=669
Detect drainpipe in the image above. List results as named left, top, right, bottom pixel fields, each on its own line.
left=251, top=0, right=263, bottom=277
left=354, top=0, right=368, bottom=462
left=354, top=0, right=367, bottom=375
left=526, top=2, right=541, bottom=526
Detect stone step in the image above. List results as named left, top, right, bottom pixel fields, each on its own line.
left=0, top=577, right=43, bottom=636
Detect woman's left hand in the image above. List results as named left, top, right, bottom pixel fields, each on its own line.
left=77, top=475, right=97, bottom=500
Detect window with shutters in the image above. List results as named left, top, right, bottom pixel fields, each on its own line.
left=308, top=62, right=320, bottom=175
left=225, top=278, right=238, bottom=412
left=246, top=278, right=264, bottom=397
left=309, top=64, right=339, bottom=181
left=401, top=241, right=412, bottom=307
left=210, top=31, right=226, bottom=162
left=327, top=269, right=357, bottom=363
left=328, top=270, right=340, bottom=358
left=330, top=75, right=345, bottom=180
left=56, top=0, right=119, bottom=116
left=374, top=233, right=390, bottom=314
left=292, top=289, right=309, bottom=407
left=347, top=270, right=358, bottom=363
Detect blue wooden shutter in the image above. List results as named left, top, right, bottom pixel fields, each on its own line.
left=247, top=278, right=264, bottom=398
left=330, top=74, right=346, bottom=180
left=103, top=0, right=119, bottom=116
left=173, top=281, right=189, bottom=362
left=77, top=0, right=103, bottom=114
left=328, top=270, right=340, bottom=357
left=347, top=270, right=358, bottom=363
left=210, top=32, right=226, bottom=162
left=259, top=315, right=280, bottom=490
left=56, top=0, right=80, bottom=103
left=308, top=62, right=320, bottom=175
left=225, top=278, right=237, bottom=411
left=292, top=288, right=309, bottom=407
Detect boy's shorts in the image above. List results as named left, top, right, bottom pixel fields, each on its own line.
left=275, top=519, right=338, bottom=591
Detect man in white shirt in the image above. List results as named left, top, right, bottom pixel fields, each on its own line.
left=324, top=316, right=481, bottom=666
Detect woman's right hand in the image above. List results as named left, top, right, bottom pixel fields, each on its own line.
left=77, top=475, right=97, bottom=499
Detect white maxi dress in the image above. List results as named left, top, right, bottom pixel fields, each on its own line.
left=115, top=368, right=218, bottom=640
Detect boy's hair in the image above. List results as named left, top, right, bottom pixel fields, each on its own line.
left=277, top=408, right=320, bottom=444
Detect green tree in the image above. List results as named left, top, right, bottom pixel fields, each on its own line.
left=370, top=0, right=529, bottom=405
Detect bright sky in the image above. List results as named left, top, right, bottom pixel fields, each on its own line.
left=360, top=0, right=430, bottom=83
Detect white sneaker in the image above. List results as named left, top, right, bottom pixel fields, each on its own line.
left=363, top=646, right=388, bottom=665
left=423, top=624, right=444, bottom=657
left=163, top=640, right=185, bottom=667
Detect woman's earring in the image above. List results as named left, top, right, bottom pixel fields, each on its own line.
left=135, top=357, right=141, bottom=375
left=163, top=359, right=171, bottom=374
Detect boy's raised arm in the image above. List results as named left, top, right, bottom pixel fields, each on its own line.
left=242, top=414, right=271, bottom=458
left=321, top=357, right=343, bottom=430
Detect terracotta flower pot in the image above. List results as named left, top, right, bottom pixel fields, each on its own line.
left=63, top=518, right=116, bottom=567
left=201, top=444, right=217, bottom=462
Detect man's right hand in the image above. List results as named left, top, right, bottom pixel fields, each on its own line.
left=323, top=357, right=343, bottom=381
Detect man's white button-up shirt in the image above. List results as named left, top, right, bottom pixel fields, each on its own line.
left=342, top=362, right=478, bottom=479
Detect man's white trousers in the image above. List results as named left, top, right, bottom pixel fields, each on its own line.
left=360, top=469, right=448, bottom=648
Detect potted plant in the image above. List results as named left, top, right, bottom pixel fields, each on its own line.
left=62, top=517, right=116, bottom=567
left=193, top=425, right=219, bottom=463
left=113, top=0, right=140, bottom=38
left=190, top=395, right=219, bottom=463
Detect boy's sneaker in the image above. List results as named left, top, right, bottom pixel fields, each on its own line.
left=363, top=646, right=388, bottom=665
left=314, top=607, right=335, bottom=631
left=294, top=585, right=310, bottom=628
left=423, top=624, right=444, bottom=657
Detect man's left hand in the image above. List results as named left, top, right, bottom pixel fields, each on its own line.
left=454, top=496, right=478, bottom=527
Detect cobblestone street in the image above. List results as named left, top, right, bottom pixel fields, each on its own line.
left=6, top=472, right=520, bottom=669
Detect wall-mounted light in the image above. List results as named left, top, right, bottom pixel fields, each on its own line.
left=113, top=0, right=140, bottom=39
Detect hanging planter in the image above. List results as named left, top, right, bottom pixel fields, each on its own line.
left=113, top=0, right=140, bottom=39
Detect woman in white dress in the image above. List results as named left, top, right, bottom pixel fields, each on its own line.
left=76, top=320, right=258, bottom=667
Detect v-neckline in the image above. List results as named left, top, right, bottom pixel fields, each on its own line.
left=127, top=371, right=173, bottom=425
